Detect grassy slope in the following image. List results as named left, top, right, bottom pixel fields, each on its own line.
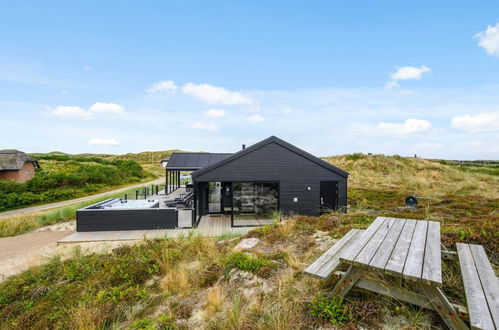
left=31, top=150, right=189, bottom=178
left=0, top=154, right=497, bottom=329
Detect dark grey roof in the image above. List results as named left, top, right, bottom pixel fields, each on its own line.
left=192, top=136, right=349, bottom=179
left=0, top=150, right=39, bottom=170
left=165, top=153, right=232, bottom=170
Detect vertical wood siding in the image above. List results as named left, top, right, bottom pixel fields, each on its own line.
left=193, top=142, right=347, bottom=216
left=77, top=208, right=178, bottom=231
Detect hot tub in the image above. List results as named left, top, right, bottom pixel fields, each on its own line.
left=92, top=199, right=160, bottom=209
left=77, top=198, right=179, bottom=232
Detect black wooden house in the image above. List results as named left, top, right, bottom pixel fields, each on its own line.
left=165, top=136, right=349, bottom=226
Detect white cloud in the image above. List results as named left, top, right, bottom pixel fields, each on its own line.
left=386, top=65, right=431, bottom=88
left=84, top=65, right=93, bottom=71
left=50, top=106, right=94, bottom=120
left=61, top=90, right=69, bottom=95
left=147, top=80, right=178, bottom=95
left=88, top=138, right=120, bottom=146
left=181, top=83, right=252, bottom=105
left=247, top=114, right=264, bottom=122
left=204, top=109, right=226, bottom=118
left=451, top=112, right=499, bottom=133
left=474, top=23, right=499, bottom=57
left=89, top=102, right=125, bottom=115
left=50, top=102, right=124, bottom=119
left=190, top=121, right=219, bottom=132
left=377, top=119, right=433, bottom=136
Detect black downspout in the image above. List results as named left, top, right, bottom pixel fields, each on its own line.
left=230, top=182, right=234, bottom=227
left=192, top=182, right=197, bottom=227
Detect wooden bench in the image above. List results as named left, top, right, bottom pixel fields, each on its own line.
left=457, top=243, right=499, bottom=330
left=305, top=229, right=364, bottom=279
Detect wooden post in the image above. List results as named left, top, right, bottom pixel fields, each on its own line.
left=331, top=265, right=365, bottom=298
left=332, top=271, right=468, bottom=318
left=420, top=285, right=469, bottom=330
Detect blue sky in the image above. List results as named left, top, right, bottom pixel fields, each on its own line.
left=1, top=1, right=499, bottom=159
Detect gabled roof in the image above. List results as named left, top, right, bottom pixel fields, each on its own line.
left=191, top=136, right=349, bottom=178
left=0, top=150, right=39, bottom=171
left=165, top=153, right=232, bottom=170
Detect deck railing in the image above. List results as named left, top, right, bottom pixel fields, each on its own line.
left=131, top=184, right=166, bottom=200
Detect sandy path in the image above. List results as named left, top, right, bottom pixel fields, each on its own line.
left=0, top=230, right=139, bottom=281
left=0, top=178, right=164, bottom=218
left=0, top=231, right=73, bottom=280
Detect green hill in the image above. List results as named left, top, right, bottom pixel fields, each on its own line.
left=0, top=155, right=154, bottom=212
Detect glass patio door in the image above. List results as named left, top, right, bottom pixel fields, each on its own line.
left=208, top=182, right=221, bottom=213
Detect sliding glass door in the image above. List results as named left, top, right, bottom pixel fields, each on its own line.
left=232, top=182, right=279, bottom=219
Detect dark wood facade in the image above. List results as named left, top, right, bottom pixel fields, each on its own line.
left=192, top=136, right=348, bottom=217
left=77, top=208, right=178, bottom=231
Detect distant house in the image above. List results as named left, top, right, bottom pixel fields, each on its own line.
left=0, top=150, right=39, bottom=183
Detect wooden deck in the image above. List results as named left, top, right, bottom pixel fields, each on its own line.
left=58, top=214, right=271, bottom=244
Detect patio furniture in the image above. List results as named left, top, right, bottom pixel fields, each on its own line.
left=305, top=229, right=364, bottom=279
left=305, top=217, right=474, bottom=330
left=456, top=243, right=498, bottom=330
left=164, top=191, right=194, bottom=208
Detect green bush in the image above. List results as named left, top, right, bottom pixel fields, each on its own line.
left=309, top=295, right=351, bottom=326
left=222, top=252, right=270, bottom=272
left=346, top=153, right=365, bottom=161
left=0, top=158, right=148, bottom=211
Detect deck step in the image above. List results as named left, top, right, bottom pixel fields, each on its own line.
left=305, top=229, right=364, bottom=279
left=457, top=243, right=498, bottom=330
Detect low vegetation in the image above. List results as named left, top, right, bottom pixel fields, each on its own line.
left=0, top=154, right=497, bottom=328
left=0, top=157, right=151, bottom=212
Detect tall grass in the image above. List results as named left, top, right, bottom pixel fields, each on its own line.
left=325, top=154, right=499, bottom=198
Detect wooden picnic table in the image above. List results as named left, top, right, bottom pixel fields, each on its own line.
left=332, top=217, right=469, bottom=330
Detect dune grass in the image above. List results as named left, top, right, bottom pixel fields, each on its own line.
left=0, top=154, right=497, bottom=328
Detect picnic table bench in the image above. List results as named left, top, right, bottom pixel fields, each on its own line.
left=457, top=243, right=498, bottom=330
left=305, top=216, right=499, bottom=330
